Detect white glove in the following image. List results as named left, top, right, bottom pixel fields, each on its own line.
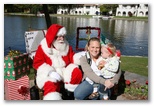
left=49, top=71, right=62, bottom=82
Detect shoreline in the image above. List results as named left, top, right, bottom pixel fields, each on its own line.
left=4, top=13, right=148, bottom=21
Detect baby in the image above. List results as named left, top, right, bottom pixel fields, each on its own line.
left=96, top=43, right=120, bottom=79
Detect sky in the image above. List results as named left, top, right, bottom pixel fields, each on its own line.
left=1, top=0, right=153, bottom=106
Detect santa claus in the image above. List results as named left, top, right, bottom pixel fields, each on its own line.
left=33, top=24, right=83, bottom=100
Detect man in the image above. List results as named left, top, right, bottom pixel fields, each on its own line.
left=33, top=24, right=82, bottom=100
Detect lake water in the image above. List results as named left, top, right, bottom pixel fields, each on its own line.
left=4, top=15, right=148, bottom=57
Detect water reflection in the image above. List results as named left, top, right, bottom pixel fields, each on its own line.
left=113, top=20, right=148, bottom=56
left=4, top=15, right=148, bottom=56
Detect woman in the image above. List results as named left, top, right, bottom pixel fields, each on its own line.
left=74, top=37, right=121, bottom=100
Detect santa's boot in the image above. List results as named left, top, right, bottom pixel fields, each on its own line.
left=61, top=88, right=74, bottom=100
left=65, top=89, right=74, bottom=100
left=43, top=81, right=62, bottom=100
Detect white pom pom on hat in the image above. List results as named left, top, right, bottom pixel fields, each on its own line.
left=57, top=27, right=67, bottom=36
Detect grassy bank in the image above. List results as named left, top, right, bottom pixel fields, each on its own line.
left=5, top=13, right=148, bottom=21
left=28, top=56, right=148, bottom=80
left=50, top=14, right=93, bottom=18
left=120, top=56, right=148, bottom=77
left=112, top=16, right=148, bottom=21
left=49, top=14, right=148, bottom=21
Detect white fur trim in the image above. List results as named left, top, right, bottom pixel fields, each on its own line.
left=40, top=39, right=52, bottom=54
left=57, top=27, right=66, bottom=36
left=65, top=84, right=78, bottom=92
left=43, top=92, right=62, bottom=100
left=73, top=51, right=86, bottom=65
left=63, top=63, right=78, bottom=83
left=50, top=49, right=66, bottom=68
left=36, top=63, right=57, bottom=89
left=37, top=63, right=55, bottom=75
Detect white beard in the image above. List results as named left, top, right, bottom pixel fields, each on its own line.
left=52, top=39, right=69, bottom=56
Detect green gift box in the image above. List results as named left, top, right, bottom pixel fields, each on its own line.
left=4, top=53, right=30, bottom=80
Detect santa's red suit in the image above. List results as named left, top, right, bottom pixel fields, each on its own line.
left=33, top=24, right=82, bottom=100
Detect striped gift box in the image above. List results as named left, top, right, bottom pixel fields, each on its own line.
left=4, top=75, right=30, bottom=100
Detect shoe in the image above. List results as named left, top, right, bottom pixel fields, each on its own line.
left=62, top=89, right=74, bottom=100
left=88, top=92, right=99, bottom=100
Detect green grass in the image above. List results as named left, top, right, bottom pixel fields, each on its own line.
left=120, top=56, right=148, bottom=77
left=50, top=14, right=93, bottom=18
left=5, top=13, right=148, bottom=21
left=28, top=56, right=148, bottom=80
left=113, top=16, right=148, bottom=21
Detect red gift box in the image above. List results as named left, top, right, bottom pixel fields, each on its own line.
left=4, top=75, right=30, bottom=100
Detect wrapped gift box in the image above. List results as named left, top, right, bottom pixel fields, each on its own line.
left=4, top=53, right=30, bottom=80
left=4, top=75, right=30, bottom=100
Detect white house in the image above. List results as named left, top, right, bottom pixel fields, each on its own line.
left=116, top=4, right=148, bottom=17
left=57, top=4, right=101, bottom=15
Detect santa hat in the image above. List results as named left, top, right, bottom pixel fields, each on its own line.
left=45, top=24, right=67, bottom=48
left=57, top=27, right=67, bottom=36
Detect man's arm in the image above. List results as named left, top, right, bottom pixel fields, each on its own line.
left=33, top=45, right=56, bottom=89
left=33, top=45, right=46, bottom=70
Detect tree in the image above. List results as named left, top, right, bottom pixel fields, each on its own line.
left=43, top=4, right=51, bottom=28
left=48, top=4, right=58, bottom=14
left=13, top=4, right=32, bottom=13
left=30, top=4, right=43, bottom=14
left=100, top=5, right=108, bottom=15
left=4, top=4, right=42, bottom=14
left=4, top=4, right=14, bottom=12
left=100, top=4, right=118, bottom=16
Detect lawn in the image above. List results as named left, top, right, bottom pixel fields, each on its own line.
left=120, top=56, right=148, bottom=77
left=28, top=56, right=148, bottom=80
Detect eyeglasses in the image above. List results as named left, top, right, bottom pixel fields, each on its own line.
left=55, top=36, right=65, bottom=39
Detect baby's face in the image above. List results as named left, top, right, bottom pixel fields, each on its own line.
left=101, top=46, right=111, bottom=58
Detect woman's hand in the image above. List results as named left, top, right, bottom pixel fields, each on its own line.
left=104, top=79, right=114, bottom=89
